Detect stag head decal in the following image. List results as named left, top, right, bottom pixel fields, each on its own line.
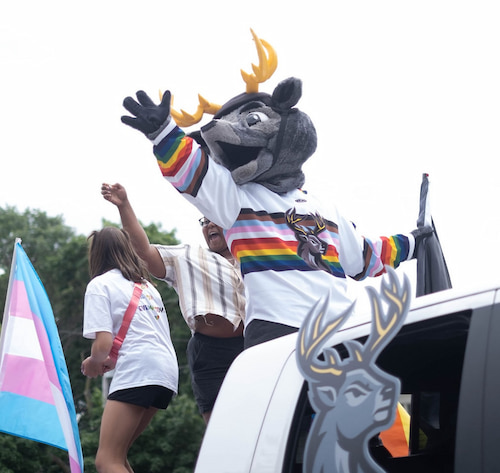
left=286, top=208, right=331, bottom=273
left=296, top=267, right=410, bottom=473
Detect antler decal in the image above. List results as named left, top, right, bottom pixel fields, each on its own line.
left=365, top=267, right=410, bottom=356
left=163, top=29, right=278, bottom=127
left=286, top=209, right=326, bottom=237
left=298, top=296, right=355, bottom=379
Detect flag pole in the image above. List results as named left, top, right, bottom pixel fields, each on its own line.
left=0, top=238, right=22, bottom=354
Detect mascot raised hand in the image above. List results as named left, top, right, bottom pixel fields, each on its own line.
left=121, top=29, right=431, bottom=348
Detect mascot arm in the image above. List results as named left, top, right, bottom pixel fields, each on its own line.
left=152, top=122, right=241, bottom=229
left=336, top=210, right=414, bottom=281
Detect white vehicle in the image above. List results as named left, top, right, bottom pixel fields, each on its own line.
left=194, top=279, right=500, bottom=473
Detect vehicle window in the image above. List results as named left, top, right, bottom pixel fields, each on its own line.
left=283, top=311, right=472, bottom=473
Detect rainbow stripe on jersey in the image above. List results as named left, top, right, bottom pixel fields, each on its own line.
left=225, top=209, right=410, bottom=280
left=154, top=127, right=208, bottom=197
left=226, top=209, right=344, bottom=277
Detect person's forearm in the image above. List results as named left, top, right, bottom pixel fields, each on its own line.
left=114, top=194, right=167, bottom=279
left=90, top=332, right=113, bottom=362
left=118, top=199, right=151, bottom=259
left=82, top=332, right=113, bottom=377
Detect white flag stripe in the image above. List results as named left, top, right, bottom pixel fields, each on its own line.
left=50, top=382, right=80, bottom=469
left=3, top=316, right=43, bottom=360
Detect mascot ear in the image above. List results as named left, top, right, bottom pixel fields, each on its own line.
left=272, top=77, right=302, bottom=110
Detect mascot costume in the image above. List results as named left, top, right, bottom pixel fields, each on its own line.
left=121, top=29, right=431, bottom=348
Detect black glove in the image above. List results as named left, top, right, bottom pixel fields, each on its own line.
left=121, top=90, right=171, bottom=139
left=410, top=225, right=434, bottom=258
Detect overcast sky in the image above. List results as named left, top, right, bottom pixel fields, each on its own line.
left=1, top=0, right=499, bottom=296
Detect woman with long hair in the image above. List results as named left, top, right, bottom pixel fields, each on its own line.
left=81, top=227, right=178, bottom=473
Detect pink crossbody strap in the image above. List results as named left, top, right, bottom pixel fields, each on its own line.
left=109, top=282, right=143, bottom=363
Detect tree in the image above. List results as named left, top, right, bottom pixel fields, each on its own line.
left=0, top=206, right=75, bottom=322
left=0, top=207, right=205, bottom=471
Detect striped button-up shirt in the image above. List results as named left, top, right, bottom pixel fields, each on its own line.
left=154, top=244, right=245, bottom=332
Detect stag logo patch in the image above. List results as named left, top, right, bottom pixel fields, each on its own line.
left=296, top=267, right=410, bottom=473
left=286, top=208, right=332, bottom=274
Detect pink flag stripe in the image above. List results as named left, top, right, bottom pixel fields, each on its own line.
left=8, top=279, right=61, bottom=388
left=0, top=353, right=54, bottom=404
left=69, top=457, right=81, bottom=473
left=9, top=278, right=35, bottom=320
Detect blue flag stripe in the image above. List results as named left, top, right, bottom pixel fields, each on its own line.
left=0, top=391, right=66, bottom=448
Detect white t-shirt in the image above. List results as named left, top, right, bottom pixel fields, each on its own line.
left=83, top=269, right=178, bottom=395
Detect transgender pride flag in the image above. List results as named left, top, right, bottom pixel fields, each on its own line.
left=0, top=239, right=84, bottom=472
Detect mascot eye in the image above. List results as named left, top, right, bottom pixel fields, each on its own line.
left=246, top=112, right=269, bottom=126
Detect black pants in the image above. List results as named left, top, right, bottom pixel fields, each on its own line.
left=244, top=319, right=298, bottom=349
left=187, top=332, right=244, bottom=414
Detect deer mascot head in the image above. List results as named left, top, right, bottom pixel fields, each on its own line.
left=296, top=267, right=411, bottom=473
left=164, top=29, right=317, bottom=194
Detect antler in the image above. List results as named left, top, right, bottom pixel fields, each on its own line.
left=286, top=208, right=309, bottom=236
left=286, top=209, right=326, bottom=236
left=365, top=267, right=411, bottom=358
left=159, top=92, right=221, bottom=128
left=241, top=28, right=278, bottom=93
left=164, top=29, right=278, bottom=127
left=312, top=214, right=326, bottom=234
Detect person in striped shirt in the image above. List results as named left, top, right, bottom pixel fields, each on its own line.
left=101, top=183, right=245, bottom=424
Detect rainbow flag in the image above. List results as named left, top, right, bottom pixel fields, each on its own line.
left=380, top=402, right=411, bottom=457
left=0, top=239, right=84, bottom=472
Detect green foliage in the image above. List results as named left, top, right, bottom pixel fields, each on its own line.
left=0, top=206, right=75, bottom=326
left=0, top=434, right=46, bottom=472
left=128, top=394, right=205, bottom=473
left=78, top=388, right=104, bottom=473
left=0, top=206, right=74, bottom=275
left=0, top=207, right=205, bottom=472
left=0, top=433, right=72, bottom=473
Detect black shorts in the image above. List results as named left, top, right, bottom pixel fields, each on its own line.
left=107, top=385, right=174, bottom=409
left=187, top=332, right=244, bottom=414
left=244, top=319, right=298, bottom=349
